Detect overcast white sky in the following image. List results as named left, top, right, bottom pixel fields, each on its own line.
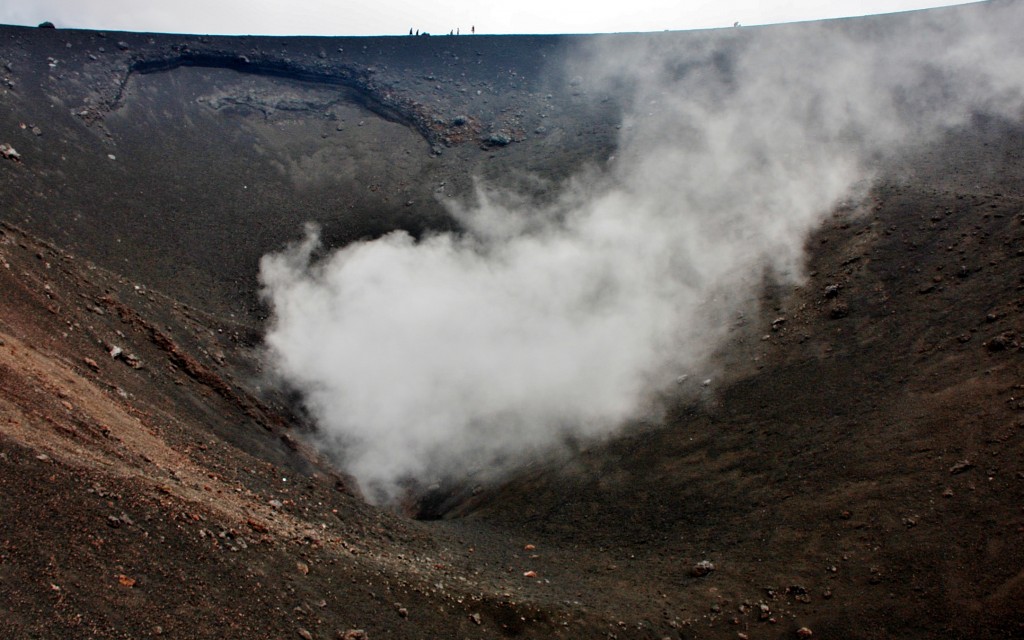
left=0, top=0, right=984, bottom=36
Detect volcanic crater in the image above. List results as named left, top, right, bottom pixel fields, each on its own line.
left=2, top=4, right=1024, bottom=639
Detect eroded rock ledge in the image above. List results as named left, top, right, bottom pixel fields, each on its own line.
left=115, top=47, right=482, bottom=153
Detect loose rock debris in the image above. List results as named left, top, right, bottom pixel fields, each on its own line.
left=0, top=143, right=20, bottom=161
left=691, top=560, right=715, bottom=577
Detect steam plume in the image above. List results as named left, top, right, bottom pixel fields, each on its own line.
left=260, top=3, right=1024, bottom=503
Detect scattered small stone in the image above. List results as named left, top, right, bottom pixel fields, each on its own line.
left=0, top=143, right=21, bottom=162
left=942, top=487, right=954, bottom=497
left=269, top=499, right=284, bottom=509
left=296, top=561, right=309, bottom=575
left=524, top=543, right=536, bottom=551
left=986, top=332, right=1016, bottom=352
left=281, top=434, right=299, bottom=451
left=483, top=132, right=511, bottom=147
left=35, top=454, right=51, bottom=462
left=396, top=606, right=408, bottom=618
left=83, top=357, right=100, bottom=371
left=31, top=125, right=42, bottom=136
left=788, top=585, right=811, bottom=603
left=691, top=560, right=715, bottom=577
left=338, top=631, right=367, bottom=640
left=38, top=21, right=56, bottom=29
left=247, top=518, right=269, bottom=533
left=297, top=628, right=313, bottom=640
left=469, top=612, right=482, bottom=625
left=796, top=627, right=814, bottom=637
left=949, top=460, right=975, bottom=475
left=829, top=302, right=849, bottom=319
left=523, top=570, right=538, bottom=578
left=824, top=283, right=841, bottom=298
left=107, top=515, right=123, bottom=528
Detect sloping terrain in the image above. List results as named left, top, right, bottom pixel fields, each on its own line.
left=2, top=5, right=1023, bottom=639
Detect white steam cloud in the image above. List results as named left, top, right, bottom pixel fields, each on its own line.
left=260, top=3, right=1024, bottom=503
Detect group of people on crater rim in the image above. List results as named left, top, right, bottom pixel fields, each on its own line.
left=409, top=26, right=474, bottom=36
